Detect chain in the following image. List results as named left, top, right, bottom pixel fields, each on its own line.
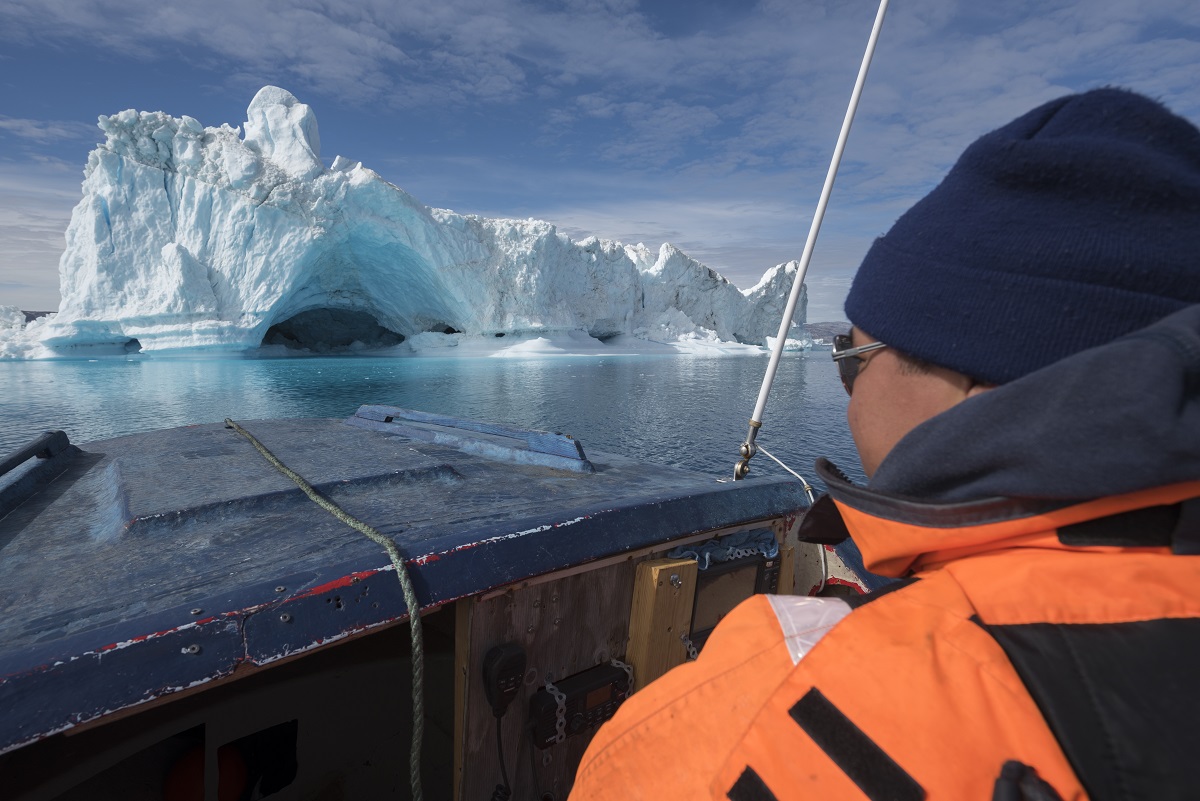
left=544, top=679, right=567, bottom=743
left=610, top=658, right=635, bottom=693
left=680, top=633, right=699, bottom=661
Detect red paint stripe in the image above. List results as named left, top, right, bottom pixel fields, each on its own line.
left=292, top=569, right=382, bottom=599
left=824, top=576, right=865, bottom=591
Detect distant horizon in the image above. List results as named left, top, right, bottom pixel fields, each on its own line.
left=2, top=1, right=1197, bottom=322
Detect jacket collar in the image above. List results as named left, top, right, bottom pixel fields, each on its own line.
left=869, top=305, right=1200, bottom=504
left=814, top=305, right=1200, bottom=576
left=817, top=458, right=1200, bottom=576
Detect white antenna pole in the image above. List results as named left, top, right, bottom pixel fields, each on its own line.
left=735, top=0, right=890, bottom=480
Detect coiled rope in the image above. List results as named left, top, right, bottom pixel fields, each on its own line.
left=224, top=418, right=425, bottom=801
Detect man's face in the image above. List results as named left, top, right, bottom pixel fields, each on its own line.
left=846, top=327, right=988, bottom=477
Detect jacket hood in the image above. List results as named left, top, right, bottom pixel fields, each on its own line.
left=818, top=304, right=1200, bottom=575
left=872, top=303, right=1200, bottom=502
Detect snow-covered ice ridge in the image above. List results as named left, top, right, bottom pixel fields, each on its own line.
left=6, top=86, right=808, bottom=358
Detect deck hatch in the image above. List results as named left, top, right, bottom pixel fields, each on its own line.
left=348, top=405, right=593, bottom=472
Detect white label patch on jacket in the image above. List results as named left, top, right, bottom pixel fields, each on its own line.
left=766, top=595, right=853, bottom=666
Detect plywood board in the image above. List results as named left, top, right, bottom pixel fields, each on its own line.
left=625, top=559, right=697, bottom=691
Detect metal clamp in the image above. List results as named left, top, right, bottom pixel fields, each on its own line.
left=544, top=679, right=567, bottom=743
left=680, top=633, right=699, bottom=661
left=610, top=658, right=635, bottom=693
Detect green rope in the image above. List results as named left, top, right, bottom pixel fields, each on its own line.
left=225, top=418, right=424, bottom=801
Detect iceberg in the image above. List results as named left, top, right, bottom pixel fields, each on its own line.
left=8, top=87, right=808, bottom=358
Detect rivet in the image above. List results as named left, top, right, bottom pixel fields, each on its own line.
left=190, top=608, right=203, bottom=615
left=275, top=586, right=286, bottom=593
left=183, top=644, right=201, bottom=655
left=280, top=613, right=293, bottom=623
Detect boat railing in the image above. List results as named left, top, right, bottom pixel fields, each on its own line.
left=0, top=430, right=79, bottom=520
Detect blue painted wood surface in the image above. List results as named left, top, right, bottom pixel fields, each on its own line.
left=0, top=408, right=808, bottom=755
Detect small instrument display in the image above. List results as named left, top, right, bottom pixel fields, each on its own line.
left=529, top=663, right=631, bottom=749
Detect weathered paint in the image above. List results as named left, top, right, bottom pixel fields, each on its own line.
left=0, top=410, right=809, bottom=755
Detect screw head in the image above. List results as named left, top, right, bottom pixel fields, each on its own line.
left=183, top=644, right=201, bottom=655
left=190, top=608, right=203, bottom=615
left=280, top=613, right=293, bottom=623
left=274, top=586, right=286, bottom=593
left=669, top=574, right=682, bottom=589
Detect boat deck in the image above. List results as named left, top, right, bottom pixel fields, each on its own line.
left=0, top=407, right=806, bottom=758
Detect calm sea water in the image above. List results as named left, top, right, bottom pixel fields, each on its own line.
left=0, top=350, right=866, bottom=488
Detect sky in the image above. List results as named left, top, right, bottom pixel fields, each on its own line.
left=1, top=1, right=1197, bottom=322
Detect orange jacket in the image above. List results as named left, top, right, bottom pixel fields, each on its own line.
left=570, top=480, right=1200, bottom=800
left=573, top=304, right=1200, bottom=801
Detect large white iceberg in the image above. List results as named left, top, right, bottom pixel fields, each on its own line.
left=10, top=87, right=808, bottom=357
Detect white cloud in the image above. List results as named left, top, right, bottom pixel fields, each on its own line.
left=0, top=163, right=78, bottom=310
left=0, top=0, right=1197, bottom=315
left=0, top=117, right=96, bottom=145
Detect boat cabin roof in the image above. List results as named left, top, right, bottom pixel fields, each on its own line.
left=0, top=406, right=805, bottom=755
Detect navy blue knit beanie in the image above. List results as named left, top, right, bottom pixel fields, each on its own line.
left=844, top=87, right=1200, bottom=385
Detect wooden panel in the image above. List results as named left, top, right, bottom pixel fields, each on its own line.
left=777, top=545, right=796, bottom=595
left=451, top=517, right=798, bottom=800
left=454, top=558, right=639, bottom=801
left=452, top=599, right=472, bottom=801
left=625, top=559, right=697, bottom=691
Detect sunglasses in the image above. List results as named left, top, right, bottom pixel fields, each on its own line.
left=832, top=333, right=887, bottom=394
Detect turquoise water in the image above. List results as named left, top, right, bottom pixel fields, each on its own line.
left=0, top=350, right=866, bottom=486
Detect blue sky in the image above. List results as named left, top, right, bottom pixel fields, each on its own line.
left=1, top=0, right=1197, bottom=321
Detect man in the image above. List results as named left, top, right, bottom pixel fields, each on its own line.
left=569, top=88, right=1200, bottom=800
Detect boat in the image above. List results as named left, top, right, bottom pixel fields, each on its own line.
left=1, top=1, right=894, bottom=793
left=0, top=405, right=867, bottom=800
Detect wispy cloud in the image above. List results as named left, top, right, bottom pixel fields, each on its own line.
left=0, top=117, right=95, bottom=144
left=4, top=2, right=1196, bottom=168
left=0, top=163, right=80, bottom=308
